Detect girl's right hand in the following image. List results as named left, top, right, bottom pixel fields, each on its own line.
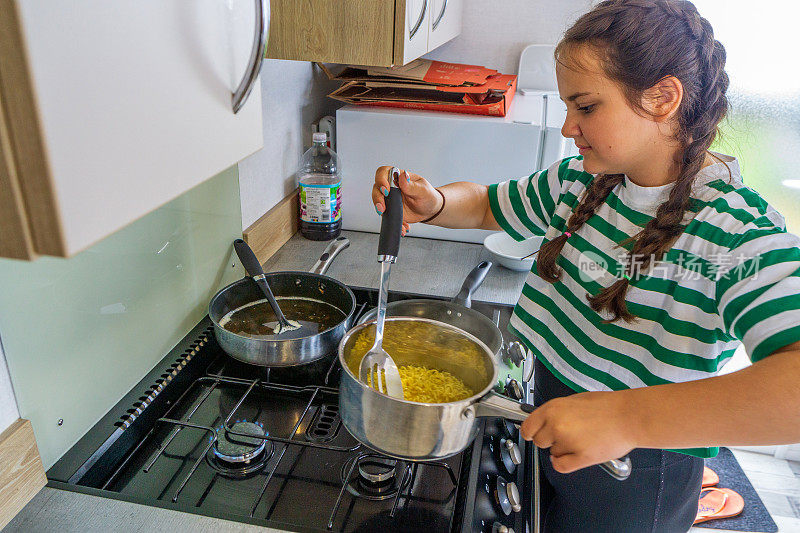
left=372, top=166, right=443, bottom=235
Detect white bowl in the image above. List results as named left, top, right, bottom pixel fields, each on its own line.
left=483, top=232, right=542, bottom=272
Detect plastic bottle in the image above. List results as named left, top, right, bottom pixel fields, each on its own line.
left=298, top=132, right=342, bottom=241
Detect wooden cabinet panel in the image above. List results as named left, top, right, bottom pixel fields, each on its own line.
left=266, top=0, right=395, bottom=66
left=267, top=0, right=460, bottom=67
left=0, top=93, right=36, bottom=261
left=0, top=0, right=55, bottom=258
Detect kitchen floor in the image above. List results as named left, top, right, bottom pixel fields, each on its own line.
left=689, top=449, right=800, bottom=532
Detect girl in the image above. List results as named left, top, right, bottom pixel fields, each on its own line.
left=371, top=0, right=800, bottom=531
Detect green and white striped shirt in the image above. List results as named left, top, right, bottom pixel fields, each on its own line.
left=489, top=153, right=800, bottom=458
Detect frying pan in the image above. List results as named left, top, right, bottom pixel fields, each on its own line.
left=209, top=237, right=356, bottom=366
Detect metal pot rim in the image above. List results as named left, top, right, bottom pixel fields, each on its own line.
left=209, top=273, right=356, bottom=342
left=355, top=298, right=504, bottom=354
left=356, top=297, right=493, bottom=323
left=338, top=317, right=499, bottom=406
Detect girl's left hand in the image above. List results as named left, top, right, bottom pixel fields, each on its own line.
left=520, top=390, right=637, bottom=474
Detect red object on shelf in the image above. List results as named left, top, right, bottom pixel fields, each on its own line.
left=318, top=60, right=518, bottom=117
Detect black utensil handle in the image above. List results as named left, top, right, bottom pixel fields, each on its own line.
left=233, top=239, right=290, bottom=325
left=453, top=261, right=493, bottom=308
left=378, top=187, right=404, bottom=260
left=253, top=276, right=288, bottom=320
left=233, top=238, right=265, bottom=277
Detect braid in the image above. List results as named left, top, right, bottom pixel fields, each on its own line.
left=547, top=0, right=729, bottom=323
left=664, top=0, right=730, bottom=138
left=537, top=173, right=624, bottom=282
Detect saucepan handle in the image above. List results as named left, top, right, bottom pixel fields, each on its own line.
left=452, top=261, right=492, bottom=308
left=470, top=391, right=632, bottom=481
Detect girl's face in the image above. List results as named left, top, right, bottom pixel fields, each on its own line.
left=556, top=45, right=669, bottom=177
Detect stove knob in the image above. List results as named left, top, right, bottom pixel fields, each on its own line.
left=504, top=378, right=523, bottom=401
left=522, top=349, right=534, bottom=383
left=501, top=418, right=519, bottom=440
left=500, top=438, right=522, bottom=474
left=507, top=481, right=521, bottom=513
left=494, top=476, right=522, bottom=515
left=505, top=439, right=522, bottom=465
left=492, top=523, right=515, bottom=533
left=505, top=341, right=526, bottom=366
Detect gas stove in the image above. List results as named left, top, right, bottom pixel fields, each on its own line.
left=48, top=286, right=536, bottom=533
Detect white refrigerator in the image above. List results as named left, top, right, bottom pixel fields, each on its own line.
left=335, top=91, right=577, bottom=243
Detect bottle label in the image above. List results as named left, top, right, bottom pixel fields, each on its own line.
left=300, top=182, right=341, bottom=224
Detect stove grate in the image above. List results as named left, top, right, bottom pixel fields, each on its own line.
left=306, top=403, right=341, bottom=443
left=94, top=296, right=471, bottom=531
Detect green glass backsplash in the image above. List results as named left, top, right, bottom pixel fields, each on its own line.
left=0, top=166, right=245, bottom=468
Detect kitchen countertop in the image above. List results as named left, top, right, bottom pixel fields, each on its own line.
left=263, top=230, right=528, bottom=306
left=5, top=230, right=528, bottom=532
left=5, top=488, right=285, bottom=533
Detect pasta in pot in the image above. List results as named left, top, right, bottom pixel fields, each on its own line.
left=396, top=365, right=473, bottom=403
left=348, top=320, right=485, bottom=403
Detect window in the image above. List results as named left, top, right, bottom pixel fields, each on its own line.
left=694, top=0, right=800, bottom=232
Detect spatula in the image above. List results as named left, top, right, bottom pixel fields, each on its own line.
left=359, top=168, right=404, bottom=399
left=233, top=239, right=318, bottom=338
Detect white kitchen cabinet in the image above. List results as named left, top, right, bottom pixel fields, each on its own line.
left=401, top=0, right=463, bottom=64
left=0, top=0, right=265, bottom=259
left=336, top=90, right=577, bottom=243
left=399, top=0, right=431, bottom=65
left=427, top=0, right=463, bottom=52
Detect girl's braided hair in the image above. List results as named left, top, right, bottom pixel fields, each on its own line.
left=537, top=0, right=730, bottom=322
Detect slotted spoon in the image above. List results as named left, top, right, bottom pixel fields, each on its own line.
left=359, top=167, right=404, bottom=399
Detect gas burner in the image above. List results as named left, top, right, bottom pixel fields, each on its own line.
left=359, top=456, right=397, bottom=484
left=214, top=421, right=268, bottom=463
left=206, top=421, right=273, bottom=478
left=342, top=454, right=407, bottom=501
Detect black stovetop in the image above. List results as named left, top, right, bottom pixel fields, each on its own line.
left=47, top=286, right=528, bottom=533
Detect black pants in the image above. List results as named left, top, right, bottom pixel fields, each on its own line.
left=534, top=358, right=703, bottom=533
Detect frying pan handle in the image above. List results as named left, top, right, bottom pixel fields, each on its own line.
left=452, top=261, right=492, bottom=308
left=310, top=236, right=350, bottom=275
left=233, top=238, right=265, bottom=277
left=470, top=391, right=632, bottom=481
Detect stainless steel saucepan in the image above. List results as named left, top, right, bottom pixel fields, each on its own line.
left=209, top=237, right=356, bottom=366
left=338, top=317, right=632, bottom=480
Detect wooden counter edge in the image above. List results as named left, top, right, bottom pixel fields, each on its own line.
left=0, top=418, right=47, bottom=530
left=242, top=189, right=299, bottom=265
